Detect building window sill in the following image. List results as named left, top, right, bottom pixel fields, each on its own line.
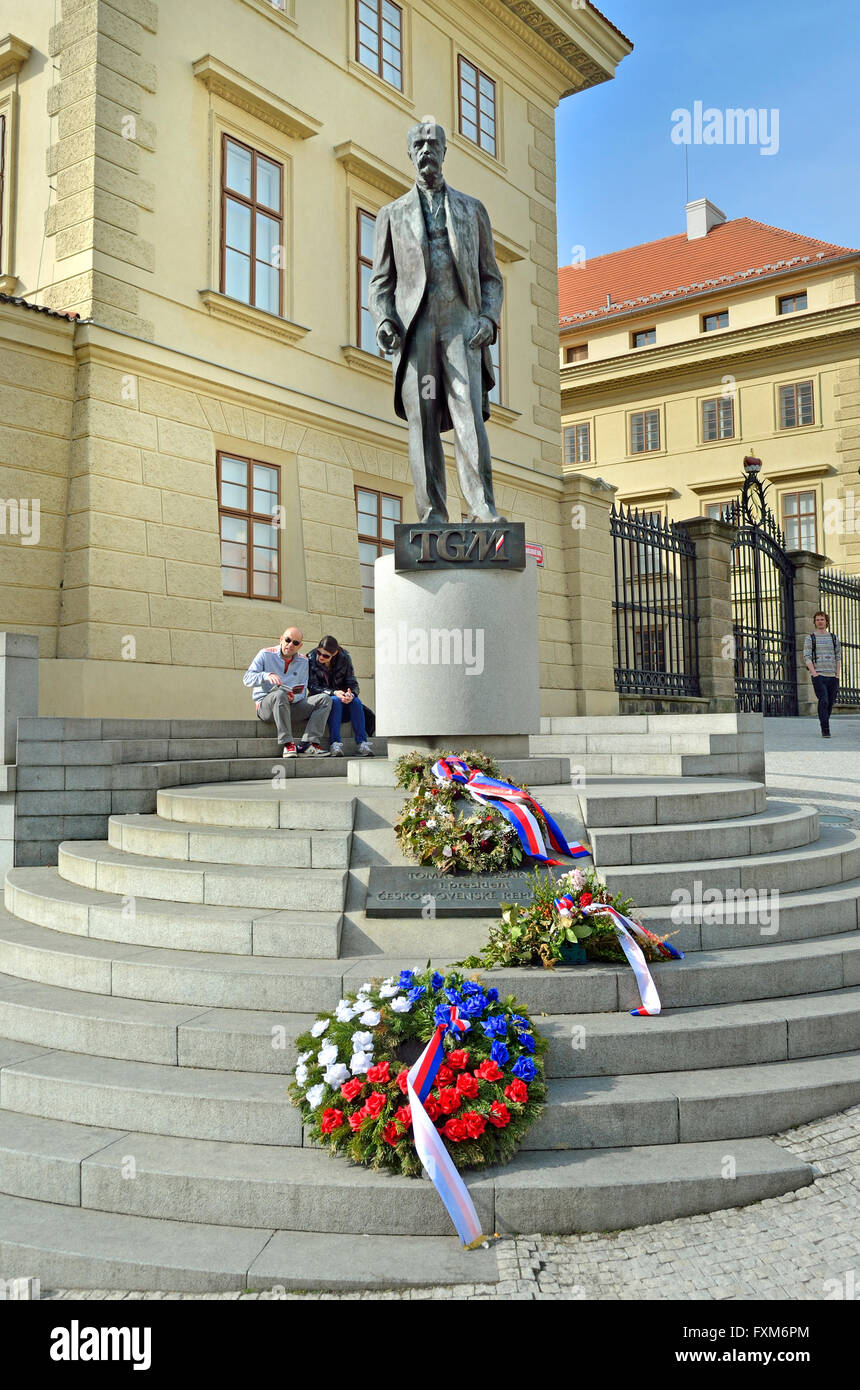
left=237, top=0, right=298, bottom=30
left=346, top=57, right=414, bottom=115
left=489, top=401, right=520, bottom=425
left=199, top=290, right=310, bottom=345
left=340, top=343, right=392, bottom=381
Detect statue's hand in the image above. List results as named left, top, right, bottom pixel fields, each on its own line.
left=469, top=315, right=494, bottom=349
left=377, top=321, right=401, bottom=355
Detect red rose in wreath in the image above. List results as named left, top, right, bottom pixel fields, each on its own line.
left=320, top=1108, right=343, bottom=1133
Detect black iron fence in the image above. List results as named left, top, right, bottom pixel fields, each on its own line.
left=610, top=502, right=700, bottom=697
left=819, top=568, right=860, bottom=705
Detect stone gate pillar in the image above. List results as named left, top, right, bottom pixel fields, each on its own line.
left=679, top=516, right=737, bottom=712
left=562, top=474, right=619, bottom=716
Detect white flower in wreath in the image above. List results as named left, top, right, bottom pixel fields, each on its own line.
left=426, top=818, right=437, bottom=830
left=359, top=1008, right=381, bottom=1027
left=297, top=1050, right=313, bottom=1064
left=390, top=995, right=411, bottom=1013
left=349, top=1052, right=371, bottom=1075
left=442, top=845, right=453, bottom=858
left=378, top=982, right=399, bottom=998
left=334, top=1000, right=357, bottom=1023
left=323, top=1062, right=351, bottom=1089
left=424, top=791, right=434, bottom=800
left=317, top=1042, right=339, bottom=1068
left=359, top=982, right=371, bottom=993
left=305, top=1082, right=326, bottom=1110
left=295, top=1063, right=309, bottom=1086
left=351, top=1030, right=374, bottom=1051
left=310, top=1018, right=329, bottom=1038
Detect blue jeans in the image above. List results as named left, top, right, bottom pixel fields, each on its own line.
left=328, top=696, right=367, bottom=745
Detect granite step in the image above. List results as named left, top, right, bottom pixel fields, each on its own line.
left=4, top=868, right=343, bottom=959
left=2, top=1039, right=857, bottom=1152
left=589, top=802, right=819, bottom=867
left=57, top=842, right=348, bottom=912
left=0, top=1114, right=812, bottom=1239
left=156, top=782, right=358, bottom=829
left=570, top=777, right=767, bottom=828
left=637, top=879, right=860, bottom=951
left=107, top=814, right=352, bottom=869
left=0, top=914, right=858, bottom=1014
left=0, top=1191, right=497, bottom=1290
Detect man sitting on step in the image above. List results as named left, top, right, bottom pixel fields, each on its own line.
left=243, top=627, right=332, bottom=758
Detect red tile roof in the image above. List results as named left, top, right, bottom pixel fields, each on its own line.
left=0, top=292, right=79, bottom=322
left=558, top=218, right=860, bottom=328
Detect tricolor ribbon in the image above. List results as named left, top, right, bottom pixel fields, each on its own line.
left=431, top=757, right=591, bottom=866
left=406, top=1006, right=485, bottom=1248
left=554, top=897, right=684, bottom=1017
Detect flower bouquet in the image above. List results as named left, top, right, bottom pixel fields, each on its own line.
left=460, top=865, right=677, bottom=971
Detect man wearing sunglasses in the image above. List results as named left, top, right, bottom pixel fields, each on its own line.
left=243, top=628, right=332, bottom=757
left=307, top=635, right=373, bottom=757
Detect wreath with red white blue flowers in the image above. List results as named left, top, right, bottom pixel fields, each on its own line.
left=289, top=966, right=547, bottom=1176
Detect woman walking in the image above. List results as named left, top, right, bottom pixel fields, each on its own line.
left=803, top=611, right=841, bottom=738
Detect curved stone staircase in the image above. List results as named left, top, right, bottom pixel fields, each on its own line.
left=1, top=758, right=859, bottom=1291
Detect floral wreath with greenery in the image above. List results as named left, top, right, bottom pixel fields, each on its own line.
left=290, top=967, right=547, bottom=1176
left=393, top=750, right=551, bottom=874
left=460, top=864, right=678, bottom=970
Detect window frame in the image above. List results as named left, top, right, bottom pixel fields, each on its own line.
left=631, top=327, right=656, bottom=348
left=703, top=500, right=733, bottom=521
left=629, top=407, right=661, bottom=454
left=701, top=309, right=729, bottom=332
left=564, top=422, right=591, bottom=465
left=457, top=54, right=497, bottom=158
left=563, top=343, right=588, bottom=364
left=778, top=290, right=808, bottom=315
left=356, top=485, right=402, bottom=611
left=778, top=379, right=815, bottom=430
left=780, top=488, right=818, bottom=552
left=701, top=394, right=735, bottom=442
left=219, top=132, right=285, bottom=318
left=217, top=451, right=283, bottom=602
left=356, top=206, right=384, bottom=356
left=355, top=0, right=404, bottom=92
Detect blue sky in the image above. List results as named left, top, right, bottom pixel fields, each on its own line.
left=556, top=0, right=860, bottom=265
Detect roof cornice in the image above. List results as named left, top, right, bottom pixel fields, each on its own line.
left=478, top=0, right=632, bottom=97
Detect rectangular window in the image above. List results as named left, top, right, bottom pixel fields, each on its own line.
left=702, top=309, right=729, bottom=331
left=218, top=453, right=281, bottom=600
left=702, top=395, right=735, bottom=441
left=779, top=291, right=807, bottom=314
left=564, top=344, right=588, bottom=364
left=630, top=408, right=660, bottom=453
left=221, top=135, right=283, bottom=315
left=781, top=490, right=817, bottom=551
left=634, top=625, right=666, bottom=670
left=705, top=501, right=732, bottom=521
left=458, top=56, right=496, bottom=157
left=357, top=486, right=401, bottom=610
left=631, top=328, right=656, bottom=348
left=779, top=380, right=815, bottom=428
left=357, top=209, right=381, bottom=354
left=357, top=0, right=403, bottom=90
left=564, top=423, right=591, bottom=465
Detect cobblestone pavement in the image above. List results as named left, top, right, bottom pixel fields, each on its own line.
left=43, top=720, right=860, bottom=1301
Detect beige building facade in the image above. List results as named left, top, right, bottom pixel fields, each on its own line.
left=559, top=202, right=860, bottom=574
left=0, top=0, right=631, bottom=719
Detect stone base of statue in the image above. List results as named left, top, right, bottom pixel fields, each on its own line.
left=372, top=548, right=540, bottom=758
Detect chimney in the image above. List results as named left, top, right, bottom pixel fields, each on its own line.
left=686, top=197, right=727, bottom=240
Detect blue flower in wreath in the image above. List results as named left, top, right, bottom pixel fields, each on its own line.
left=444, top=988, right=463, bottom=1007
left=459, top=994, right=487, bottom=1018
left=517, top=1032, right=536, bottom=1054
left=482, top=1015, right=507, bottom=1039
left=510, top=1013, right=530, bottom=1029
left=407, top=985, right=426, bottom=1004
left=398, top=970, right=415, bottom=988
left=486, top=988, right=499, bottom=1003
left=431, top=972, right=445, bottom=990
left=490, top=1041, right=510, bottom=1066
left=434, top=1004, right=451, bottom=1027
left=512, top=1056, right=537, bottom=1082
left=461, top=981, right=483, bottom=996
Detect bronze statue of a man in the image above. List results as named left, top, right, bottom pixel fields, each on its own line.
left=368, top=119, right=505, bottom=525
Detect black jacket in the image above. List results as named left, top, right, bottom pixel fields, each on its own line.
left=307, top=647, right=360, bottom=697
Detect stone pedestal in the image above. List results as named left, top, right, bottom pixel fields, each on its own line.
left=373, top=553, right=540, bottom=754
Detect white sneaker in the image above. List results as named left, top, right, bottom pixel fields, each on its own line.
left=282, top=743, right=298, bottom=758
left=301, top=742, right=330, bottom=756
left=330, top=742, right=344, bottom=757
left=358, top=741, right=374, bottom=757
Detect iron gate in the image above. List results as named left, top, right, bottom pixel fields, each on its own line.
left=724, top=487, right=798, bottom=716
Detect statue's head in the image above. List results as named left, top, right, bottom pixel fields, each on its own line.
left=407, top=118, right=447, bottom=182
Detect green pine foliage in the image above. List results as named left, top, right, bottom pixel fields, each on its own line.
left=289, top=968, right=547, bottom=1176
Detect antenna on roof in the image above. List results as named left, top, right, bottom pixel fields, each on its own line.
left=606, top=293, right=612, bottom=308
